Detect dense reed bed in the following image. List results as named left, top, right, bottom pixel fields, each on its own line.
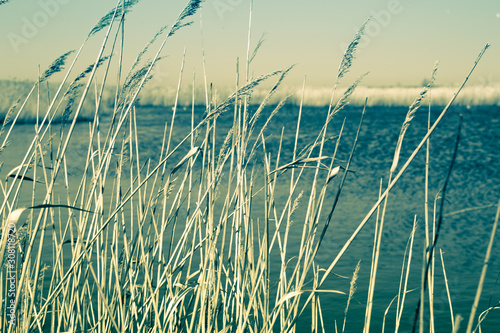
left=1, top=1, right=498, bottom=332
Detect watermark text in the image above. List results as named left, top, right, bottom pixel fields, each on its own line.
left=7, top=0, right=73, bottom=53
left=5, top=222, right=17, bottom=326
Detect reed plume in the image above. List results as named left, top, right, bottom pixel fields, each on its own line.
left=40, top=51, right=75, bottom=82
left=330, top=72, right=368, bottom=121
left=169, top=0, right=204, bottom=37
left=337, top=19, right=369, bottom=81
left=89, top=0, right=141, bottom=36
left=129, top=25, right=169, bottom=75
left=391, top=63, right=438, bottom=173
left=343, top=260, right=361, bottom=333
left=1, top=98, right=20, bottom=128
left=204, top=69, right=282, bottom=120
left=72, top=56, right=111, bottom=85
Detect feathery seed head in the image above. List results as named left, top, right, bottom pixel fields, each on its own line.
left=330, top=72, right=368, bottom=121
left=90, top=0, right=141, bottom=36
left=169, top=0, right=204, bottom=37
left=62, top=83, right=84, bottom=124
left=2, top=98, right=21, bottom=126
left=337, top=19, right=369, bottom=81
left=129, top=25, right=169, bottom=74
left=205, top=70, right=281, bottom=120
left=73, top=56, right=111, bottom=84
left=40, top=50, right=75, bottom=82
left=391, top=64, right=439, bottom=173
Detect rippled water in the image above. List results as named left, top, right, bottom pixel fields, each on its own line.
left=3, top=103, right=499, bottom=332
left=263, top=104, right=500, bottom=332
left=132, top=103, right=500, bottom=332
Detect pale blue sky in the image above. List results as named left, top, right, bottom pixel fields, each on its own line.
left=0, top=0, right=499, bottom=89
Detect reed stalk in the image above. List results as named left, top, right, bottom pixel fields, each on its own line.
left=0, top=2, right=493, bottom=332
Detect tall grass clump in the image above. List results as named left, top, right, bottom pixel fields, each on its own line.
left=0, top=1, right=497, bottom=332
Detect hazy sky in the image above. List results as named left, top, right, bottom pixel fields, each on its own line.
left=1, top=0, right=499, bottom=89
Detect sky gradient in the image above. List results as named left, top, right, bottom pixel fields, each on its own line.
left=1, top=0, right=499, bottom=90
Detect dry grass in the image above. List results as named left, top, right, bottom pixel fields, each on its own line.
left=0, top=1, right=497, bottom=332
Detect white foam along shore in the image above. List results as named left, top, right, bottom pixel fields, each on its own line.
left=1, top=79, right=499, bottom=122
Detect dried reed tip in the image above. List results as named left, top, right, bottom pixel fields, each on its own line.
left=249, top=65, right=294, bottom=127
left=268, top=156, right=328, bottom=177
left=73, top=56, right=111, bottom=84
left=119, top=57, right=166, bottom=108
left=347, top=260, right=361, bottom=309
left=62, top=83, right=84, bottom=124
left=452, top=314, right=463, bottom=333
left=337, top=18, right=369, bottom=80
left=428, top=61, right=439, bottom=87
left=2, top=98, right=21, bottom=126
left=290, top=191, right=304, bottom=218
left=171, top=146, right=201, bottom=174
left=327, top=166, right=341, bottom=183
left=130, top=25, right=168, bottom=74
left=169, top=0, right=204, bottom=37
left=40, top=50, right=75, bottom=82
left=90, top=0, right=141, bottom=36
left=205, top=69, right=281, bottom=119
left=250, top=32, right=267, bottom=64
left=342, top=260, right=361, bottom=333
left=390, top=64, right=438, bottom=173
left=479, top=43, right=490, bottom=57
left=216, top=128, right=233, bottom=172
left=331, top=72, right=368, bottom=120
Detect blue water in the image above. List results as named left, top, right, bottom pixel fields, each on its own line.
left=126, top=103, right=500, bottom=332
left=2, top=103, right=499, bottom=332
left=265, top=104, right=500, bottom=332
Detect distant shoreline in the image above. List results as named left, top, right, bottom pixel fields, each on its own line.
left=1, top=79, right=499, bottom=122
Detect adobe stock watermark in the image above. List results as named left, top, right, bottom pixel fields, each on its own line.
left=5, top=221, right=18, bottom=326
left=7, top=0, right=73, bottom=54
left=212, top=0, right=245, bottom=21
left=339, top=0, right=411, bottom=55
